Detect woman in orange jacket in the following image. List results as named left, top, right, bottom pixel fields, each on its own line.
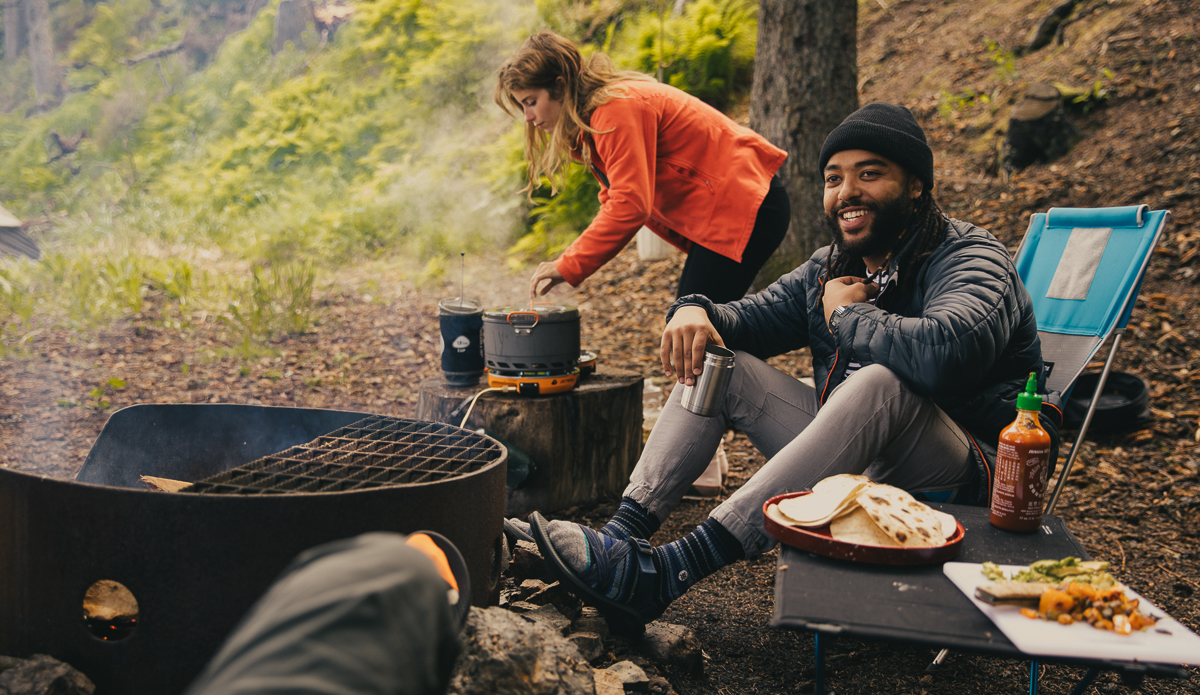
left=496, top=32, right=790, bottom=304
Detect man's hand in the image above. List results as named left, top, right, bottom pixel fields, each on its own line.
left=822, top=276, right=879, bottom=328
left=661, top=306, right=725, bottom=385
left=530, top=262, right=566, bottom=300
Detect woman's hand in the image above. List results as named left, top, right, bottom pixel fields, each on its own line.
left=530, top=262, right=566, bottom=300
left=822, top=276, right=878, bottom=328
left=661, top=306, right=725, bottom=385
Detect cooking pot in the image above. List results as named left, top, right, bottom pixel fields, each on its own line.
left=483, top=305, right=580, bottom=372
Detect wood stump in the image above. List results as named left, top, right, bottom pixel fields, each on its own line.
left=1003, top=82, right=1078, bottom=171
left=418, top=367, right=642, bottom=516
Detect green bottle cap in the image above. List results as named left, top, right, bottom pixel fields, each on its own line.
left=1016, top=372, right=1042, bottom=411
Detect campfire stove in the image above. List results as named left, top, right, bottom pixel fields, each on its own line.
left=0, top=404, right=506, bottom=695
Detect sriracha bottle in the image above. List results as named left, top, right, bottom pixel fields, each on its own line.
left=990, top=372, right=1052, bottom=532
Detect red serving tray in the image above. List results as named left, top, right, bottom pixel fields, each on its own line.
left=763, top=491, right=965, bottom=565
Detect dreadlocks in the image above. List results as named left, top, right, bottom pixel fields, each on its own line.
left=820, top=186, right=947, bottom=307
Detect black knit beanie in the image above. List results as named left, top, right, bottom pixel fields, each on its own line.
left=818, top=103, right=934, bottom=190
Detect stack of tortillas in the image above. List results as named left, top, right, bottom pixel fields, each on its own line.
left=766, top=474, right=957, bottom=548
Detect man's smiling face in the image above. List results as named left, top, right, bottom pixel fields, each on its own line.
left=822, top=149, right=923, bottom=264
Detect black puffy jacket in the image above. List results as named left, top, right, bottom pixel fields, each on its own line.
left=668, top=216, right=1062, bottom=506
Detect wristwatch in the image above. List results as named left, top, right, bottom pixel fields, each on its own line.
left=828, top=304, right=851, bottom=333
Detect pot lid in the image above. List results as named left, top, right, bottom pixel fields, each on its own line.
left=483, top=305, right=579, bottom=323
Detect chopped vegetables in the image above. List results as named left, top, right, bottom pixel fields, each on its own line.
left=1020, top=579, right=1157, bottom=634
left=981, top=558, right=1159, bottom=636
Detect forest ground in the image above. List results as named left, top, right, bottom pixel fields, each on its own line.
left=3, top=0, right=1200, bottom=693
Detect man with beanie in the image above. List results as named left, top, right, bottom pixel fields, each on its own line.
left=525, top=103, right=1059, bottom=638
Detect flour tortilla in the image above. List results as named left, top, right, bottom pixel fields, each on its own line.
left=932, top=508, right=958, bottom=540
left=829, top=506, right=902, bottom=547
left=776, top=474, right=871, bottom=526
left=855, top=486, right=944, bottom=548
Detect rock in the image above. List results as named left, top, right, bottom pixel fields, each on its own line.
left=522, top=604, right=571, bottom=636
left=568, top=631, right=603, bottom=661
left=525, top=580, right=571, bottom=606
left=605, top=660, right=650, bottom=692
left=0, top=656, right=24, bottom=673
left=448, top=607, right=594, bottom=695
left=0, top=654, right=95, bottom=695
left=640, top=622, right=702, bottom=676
left=509, top=540, right=551, bottom=582
left=498, top=577, right=522, bottom=607
left=519, top=578, right=550, bottom=598
left=593, top=668, right=625, bottom=695
left=506, top=601, right=541, bottom=614
left=647, top=676, right=677, bottom=695
left=572, top=607, right=609, bottom=639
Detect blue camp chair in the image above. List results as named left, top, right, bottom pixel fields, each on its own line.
left=926, top=205, right=1173, bottom=690
left=1013, top=204, right=1171, bottom=513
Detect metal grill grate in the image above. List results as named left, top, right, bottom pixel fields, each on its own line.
left=182, top=415, right=502, bottom=495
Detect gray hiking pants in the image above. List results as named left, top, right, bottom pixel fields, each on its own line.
left=624, top=353, right=975, bottom=556
left=185, top=533, right=460, bottom=695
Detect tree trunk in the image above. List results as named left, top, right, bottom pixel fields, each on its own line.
left=24, top=0, right=59, bottom=106
left=273, top=0, right=311, bottom=54
left=749, top=0, right=858, bottom=288
left=3, top=0, right=27, bottom=63
left=417, top=368, right=643, bottom=516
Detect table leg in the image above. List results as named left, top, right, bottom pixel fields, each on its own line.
left=814, top=633, right=827, bottom=695
left=926, top=648, right=949, bottom=670
left=1068, top=667, right=1102, bottom=695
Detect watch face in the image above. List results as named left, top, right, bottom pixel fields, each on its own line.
left=829, top=306, right=847, bottom=330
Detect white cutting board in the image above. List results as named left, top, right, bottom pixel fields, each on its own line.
left=944, top=562, right=1200, bottom=665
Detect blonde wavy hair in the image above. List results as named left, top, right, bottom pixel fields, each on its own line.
left=495, top=31, right=654, bottom=196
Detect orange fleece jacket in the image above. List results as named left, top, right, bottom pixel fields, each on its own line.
left=554, top=81, right=788, bottom=287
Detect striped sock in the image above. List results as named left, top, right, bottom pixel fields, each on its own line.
left=652, top=519, right=744, bottom=605
left=601, top=498, right=659, bottom=541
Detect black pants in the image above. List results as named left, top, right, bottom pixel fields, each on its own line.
left=675, top=176, right=791, bottom=304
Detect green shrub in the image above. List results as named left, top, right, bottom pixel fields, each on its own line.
left=509, top=164, right=602, bottom=265
left=221, top=261, right=318, bottom=359
left=611, top=0, right=756, bottom=109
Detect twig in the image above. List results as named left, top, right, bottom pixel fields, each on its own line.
left=1156, top=564, right=1200, bottom=592
left=1152, top=540, right=1185, bottom=557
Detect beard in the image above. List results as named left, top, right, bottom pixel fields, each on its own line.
left=825, top=187, right=916, bottom=259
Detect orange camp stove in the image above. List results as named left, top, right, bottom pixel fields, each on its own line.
left=485, top=350, right=597, bottom=396
left=486, top=367, right=579, bottom=395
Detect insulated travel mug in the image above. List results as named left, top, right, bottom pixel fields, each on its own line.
left=679, top=345, right=735, bottom=417
left=438, top=297, right=484, bottom=385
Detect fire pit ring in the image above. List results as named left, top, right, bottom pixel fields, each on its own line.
left=0, top=404, right=507, bottom=695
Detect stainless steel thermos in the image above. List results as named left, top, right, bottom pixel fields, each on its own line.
left=679, top=345, right=735, bottom=417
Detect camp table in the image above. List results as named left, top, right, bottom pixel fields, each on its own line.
left=770, top=502, right=1191, bottom=694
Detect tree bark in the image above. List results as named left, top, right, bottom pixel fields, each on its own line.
left=273, top=0, right=311, bottom=54
left=3, top=0, right=27, bottom=63
left=749, top=0, right=858, bottom=288
left=24, top=0, right=60, bottom=106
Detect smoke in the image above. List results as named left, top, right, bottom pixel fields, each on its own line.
left=362, top=0, right=596, bottom=310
